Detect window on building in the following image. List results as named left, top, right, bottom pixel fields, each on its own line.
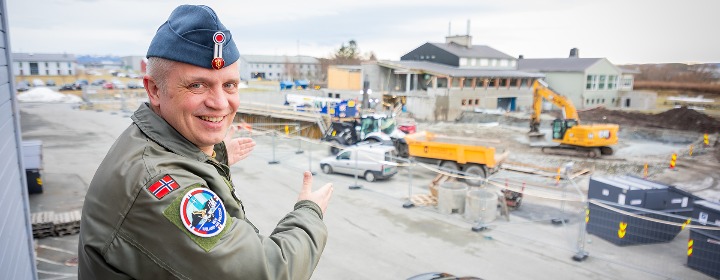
left=69, top=70, right=73, bottom=75
left=500, top=60, right=508, bottom=67
left=499, top=78, right=508, bottom=87
left=475, top=99, right=479, bottom=105
left=269, top=64, right=272, bottom=68
left=57, top=62, right=60, bottom=67
left=45, top=62, right=49, bottom=67
left=451, top=78, right=460, bottom=88
left=463, top=78, right=473, bottom=88
left=420, top=55, right=425, bottom=59
left=46, top=69, right=50, bottom=75
left=269, top=73, right=273, bottom=76
left=598, top=75, right=606, bottom=90
left=586, top=75, right=598, bottom=90
left=470, top=58, right=476, bottom=66
left=611, top=98, right=615, bottom=104
left=436, top=78, right=448, bottom=88
left=586, top=99, right=590, bottom=104
left=488, top=78, right=496, bottom=87
left=510, top=61, right=517, bottom=67
left=460, top=58, right=468, bottom=66
left=68, top=62, right=71, bottom=68
left=490, top=59, right=497, bottom=66
left=476, top=79, right=485, bottom=88
left=479, top=59, right=488, bottom=66
left=431, top=55, right=436, bottom=59
left=462, top=99, right=467, bottom=105
left=520, top=78, right=528, bottom=87
left=607, top=75, right=617, bottom=89
left=30, top=63, right=39, bottom=75
left=57, top=70, right=61, bottom=75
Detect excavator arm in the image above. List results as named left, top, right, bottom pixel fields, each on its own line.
left=529, top=79, right=579, bottom=132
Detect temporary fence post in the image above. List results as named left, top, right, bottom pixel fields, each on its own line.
left=403, top=158, right=415, bottom=208
left=307, top=140, right=316, bottom=175
left=295, top=123, right=304, bottom=154
left=268, top=131, right=280, bottom=164
left=573, top=203, right=590, bottom=262
left=552, top=162, right=572, bottom=225
left=349, top=147, right=362, bottom=189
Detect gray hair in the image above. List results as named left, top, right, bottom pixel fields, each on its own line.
left=146, top=57, right=176, bottom=92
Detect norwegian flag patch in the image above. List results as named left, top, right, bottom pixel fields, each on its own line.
left=147, top=175, right=180, bottom=200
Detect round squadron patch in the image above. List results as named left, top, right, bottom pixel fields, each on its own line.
left=180, top=188, right=226, bottom=237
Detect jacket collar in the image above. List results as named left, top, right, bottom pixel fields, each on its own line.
left=131, top=103, right=210, bottom=162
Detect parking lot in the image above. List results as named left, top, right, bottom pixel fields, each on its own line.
left=21, top=101, right=719, bottom=279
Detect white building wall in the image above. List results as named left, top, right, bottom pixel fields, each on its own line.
left=0, top=0, right=39, bottom=278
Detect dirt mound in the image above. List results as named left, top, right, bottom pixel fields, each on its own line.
left=578, top=107, right=720, bottom=133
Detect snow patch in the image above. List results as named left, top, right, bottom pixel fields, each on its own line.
left=17, top=87, right=82, bottom=103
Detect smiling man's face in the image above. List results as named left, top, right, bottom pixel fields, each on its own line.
left=147, top=61, right=240, bottom=154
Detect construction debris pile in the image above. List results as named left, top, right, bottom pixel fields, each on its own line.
left=579, top=107, right=720, bottom=133
left=31, top=210, right=82, bottom=238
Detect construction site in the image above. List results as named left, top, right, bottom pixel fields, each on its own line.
left=17, top=82, right=720, bottom=279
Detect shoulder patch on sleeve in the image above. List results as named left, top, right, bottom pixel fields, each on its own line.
left=163, top=185, right=233, bottom=252
left=147, top=174, right=180, bottom=200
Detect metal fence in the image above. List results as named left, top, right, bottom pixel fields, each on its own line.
left=239, top=125, right=720, bottom=279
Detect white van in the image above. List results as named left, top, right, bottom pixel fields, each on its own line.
left=319, top=143, right=398, bottom=182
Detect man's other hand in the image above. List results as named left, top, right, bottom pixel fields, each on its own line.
left=224, top=125, right=256, bottom=166
left=298, top=171, right=333, bottom=215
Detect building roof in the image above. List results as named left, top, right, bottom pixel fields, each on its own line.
left=517, top=58, right=602, bottom=72
left=429, top=43, right=515, bottom=59
left=240, top=55, right=319, bottom=64
left=376, top=60, right=544, bottom=78
left=12, top=53, right=76, bottom=62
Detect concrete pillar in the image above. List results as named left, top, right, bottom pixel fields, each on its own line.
left=432, top=76, right=437, bottom=89
left=405, top=74, right=411, bottom=93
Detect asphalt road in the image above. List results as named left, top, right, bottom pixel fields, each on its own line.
left=21, top=103, right=714, bottom=280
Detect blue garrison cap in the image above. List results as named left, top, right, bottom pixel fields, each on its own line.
left=147, top=5, right=239, bottom=69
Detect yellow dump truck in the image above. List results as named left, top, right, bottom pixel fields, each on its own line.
left=404, top=131, right=508, bottom=186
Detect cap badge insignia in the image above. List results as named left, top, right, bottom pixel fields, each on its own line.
left=180, top=187, right=226, bottom=237
left=212, top=31, right=226, bottom=70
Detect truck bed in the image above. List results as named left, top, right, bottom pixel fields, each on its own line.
left=404, top=131, right=507, bottom=168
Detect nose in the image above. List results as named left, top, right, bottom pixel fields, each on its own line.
left=204, top=85, right=229, bottom=110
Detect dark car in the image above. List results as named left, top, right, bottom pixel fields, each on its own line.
left=408, top=272, right=483, bottom=280
left=91, top=79, right=106, bottom=86
left=46, top=79, right=56, bottom=86
left=74, top=79, right=89, bottom=89
left=59, top=83, right=76, bottom=91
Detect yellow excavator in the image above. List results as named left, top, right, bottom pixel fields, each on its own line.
left=528, top=80, right=619, bottom=158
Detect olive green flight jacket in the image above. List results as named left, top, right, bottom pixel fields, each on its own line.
left=78, top=103, right=327, bottom=279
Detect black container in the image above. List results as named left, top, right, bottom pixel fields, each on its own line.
left=687, top=228, right=720, bottom=279
left=589, top=176, right=694, bottom=211
left=587, top=202, right=688, bottom=246
left=26, top=169, right=43, bottom=194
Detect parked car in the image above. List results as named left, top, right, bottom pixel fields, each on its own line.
left=58, top=83, right=76, bottom=91
left=45, top=79, right=56, bottom=86
left=102, top=82, right=114, bottom=89
left=112, top=80, right=126, bottom=89
left=408, top=272, right=483, bottom=280
left=91, top=79, right=106, bottom=86
left=16, top=81, right=30, bottom=92
left=32, top=79, right=45, bottom=87
left=127, top=82, right=144, bottom=89
left=319, top=143, right=398, bottom=182
left=74, top=79, right=89, bottom=89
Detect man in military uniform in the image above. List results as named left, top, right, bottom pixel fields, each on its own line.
left=78, top=5, right=333, bottom=279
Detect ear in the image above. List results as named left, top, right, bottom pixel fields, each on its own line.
left=144, top=76, right=161, bottom=107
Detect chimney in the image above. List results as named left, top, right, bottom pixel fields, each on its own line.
left=518, top=54, right=524, bottom=59
left=569, top=48, right=579, bottom=58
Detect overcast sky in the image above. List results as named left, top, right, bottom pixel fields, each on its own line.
left=6, top=0, right=720, bottom=65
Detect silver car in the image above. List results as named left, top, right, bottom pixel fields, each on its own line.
left=320, top=143, right=398, bottom=182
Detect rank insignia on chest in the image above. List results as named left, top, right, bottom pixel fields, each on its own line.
left=147, top=174, right=180, bottom=200
left=180, top=187, right=226, bottom=237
